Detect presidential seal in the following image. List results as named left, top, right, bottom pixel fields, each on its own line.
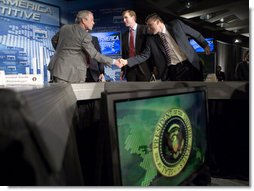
left=152, top=108, right=192, bottom=177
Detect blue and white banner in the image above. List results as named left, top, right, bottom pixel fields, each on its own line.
left=90, top=31, right=122, bottom=81
left=0, top=0, right=60, bottom=26
left=0, top=0, right=60, bottom=84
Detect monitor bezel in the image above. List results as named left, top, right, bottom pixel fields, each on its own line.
left=101, top=86, right=209, bottom=186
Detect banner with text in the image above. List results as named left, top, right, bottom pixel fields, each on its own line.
left=0, top=0, right=60, bottom=84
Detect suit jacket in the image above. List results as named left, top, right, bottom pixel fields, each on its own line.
left=127, top=19, right=208, bottom=80
left=235, top=61, right=249, bottom=81
left=122, top=24, right=151, bottom=81
left=48, top=24, right=113, bottom=83
left=88, top=36, right=104, bottom=82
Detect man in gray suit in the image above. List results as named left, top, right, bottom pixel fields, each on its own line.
left=48, top=10, right=122, bottom=83
left=120, top=13, right=210, bottom=81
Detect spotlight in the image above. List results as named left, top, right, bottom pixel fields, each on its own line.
left=234, top=39, right=242, bottom=43
left=185, top=1, right=192, bottom=8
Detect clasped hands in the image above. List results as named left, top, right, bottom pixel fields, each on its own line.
left=114, top=58, right=128, bottom=68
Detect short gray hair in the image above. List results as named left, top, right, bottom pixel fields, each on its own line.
left=75, top=10, right=93, bottom=24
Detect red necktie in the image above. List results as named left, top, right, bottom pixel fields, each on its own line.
left=129, top=28, right=135, bottom=57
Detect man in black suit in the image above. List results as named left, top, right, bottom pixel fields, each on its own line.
left=235, top=50, right=249, bottom=81
left=121, top=10, right=151, bottom=81
left=121, top=13, right=211, bottom=81
left=85, top=36, right=105, bottom=82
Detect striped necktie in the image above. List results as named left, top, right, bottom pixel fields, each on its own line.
left=159, top=32, right=171, bottom=66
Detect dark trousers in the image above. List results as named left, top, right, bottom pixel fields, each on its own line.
left=166, top=60, right=203, bottom=81
left=85, top=68, right=95, bottom=82
left=125, top=66, right=150, bottom=82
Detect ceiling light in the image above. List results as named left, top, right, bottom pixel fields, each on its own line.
left=234, top=39, right=242, bottom=43
left=185, top=1, right=192, bottom=9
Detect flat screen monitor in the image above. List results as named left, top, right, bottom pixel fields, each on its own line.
left=189, top=38, right=214, bottom=52
left=101, top=87, right=208, bottom=186
left=90, top=31, right=121, bottom=56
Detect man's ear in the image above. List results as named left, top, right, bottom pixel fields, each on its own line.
left=81, top=18, right=85, bottom=24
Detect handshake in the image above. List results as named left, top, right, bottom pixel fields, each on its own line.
left=114, top=58, right=128, bottom=68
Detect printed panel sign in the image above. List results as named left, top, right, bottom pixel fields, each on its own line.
left=0, top=0, right=60, bottom=26
left=0, top=0, right=60, bottom=84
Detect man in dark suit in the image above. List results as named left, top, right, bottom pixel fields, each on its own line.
left=85, top=36, right=105, bottom=82
left=216, top=65, right=226, bottom=81
left=121, top=10, right=151, bottom=81
left=121, top=13, right=211, bottom=81
left=235, top=50, right=249, bottom=81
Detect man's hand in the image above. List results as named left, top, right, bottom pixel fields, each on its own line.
left=114, top=58, right=128, bottom=68
left=205, top=45, right=211, bottom=55
left=120, top=58, right=128, bottom=66
left=114, top=59, right=124, bottom=68
left=99, top=74, right=105, bottom=82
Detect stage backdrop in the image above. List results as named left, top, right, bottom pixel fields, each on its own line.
left=0, top=0, right=137, bottom=83
left=28, top=0, right=133, bottom=82
left=0, top=0, right=60, bottom=84
left=54, top=0, right=132, bottom=81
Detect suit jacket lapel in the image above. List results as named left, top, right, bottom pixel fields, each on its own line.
left=122, top=30, right=129, bottom=57
left=155, top=34, right=167, bottom=56
left=135, top=25, right=142, bottom=52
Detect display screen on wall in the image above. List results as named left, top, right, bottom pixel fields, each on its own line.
left=0, top=0, right=60, bottom=83
left=90, top=31, right=122, bottom=81
left=90, top=31, right=121, bottom=56
left=189, top=38, right=214, bottom=52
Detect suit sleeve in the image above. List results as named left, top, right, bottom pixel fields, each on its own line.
left=178, top=20, right=208, bottom=48
left=127, top=39, right=152, bottom=67
left=121, top=31, right=128, bottom=73
left=82, top=33, right=113, bottom=66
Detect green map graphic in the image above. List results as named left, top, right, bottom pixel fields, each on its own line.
left=123, top=114, right=157, bottom=186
